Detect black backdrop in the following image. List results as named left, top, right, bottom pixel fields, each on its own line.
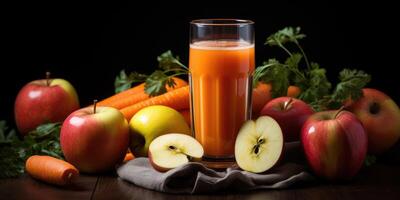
left=2, top=1, right=399, bottom=126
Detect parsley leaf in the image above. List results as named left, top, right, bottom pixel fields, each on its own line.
left=299, top=63, right=332, bottom=104
left=253, top=59, right=290, bottom=97
left=257, top=27, right=371, bottom=111
left=145, top=70, right=175, bottom=96
left=157, top=50, right=187, bottom=70
left=265, top=27, right=306, bottom=46
left=332, top=69, right=371, bottom=102
left=0, top=121, right=63, bottom=178
left=116, top=50, right=188, bottom=95
left=114, top=70, right=148, bottom=93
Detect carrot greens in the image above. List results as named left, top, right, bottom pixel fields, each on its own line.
left=0, top=121, right=63, bottom=178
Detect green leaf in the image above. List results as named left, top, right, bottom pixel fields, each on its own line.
left=0, top=121, right=64, bottom=178
left=145, top=70, right=175, bottom=96
left=285, top=53, right=303, bottom=68
left=254, top=59, right=291, bottom=97
left=298, top=63, right=332, bottom=109
left=114, top=70, right=148, bottom=93
left=265, top=27, right=306, bottom=46
left=332, top=69, right=371, bottom=103
left=157, top=50, right=187, bottom=70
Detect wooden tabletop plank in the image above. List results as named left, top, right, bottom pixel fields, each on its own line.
left=1, top=164, right=399, bottom=200
left=0, top=174, right=98, bottom=200
left=90, top=164, right=400, bottom=200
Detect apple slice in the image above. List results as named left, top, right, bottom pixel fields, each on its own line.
left=148, top=133, right=204, bottom=172
left=235, top=116, right=284, bottom=173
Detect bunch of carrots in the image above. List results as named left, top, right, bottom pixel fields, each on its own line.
left=97, top=77, right=190, bottom=122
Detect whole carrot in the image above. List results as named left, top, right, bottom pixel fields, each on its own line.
left=252, top=82, right=273, bottom=116
left=121, top=85, right=190, bottom=120
left=98, top=77, right=188, bottom=109
left=25, top=155, right=79, bottom=186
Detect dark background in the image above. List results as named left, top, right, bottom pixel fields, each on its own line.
left=1, top=1, right=399, bottom=127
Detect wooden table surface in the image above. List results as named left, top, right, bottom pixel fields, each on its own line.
left=1, top=163, right=399, bottom=200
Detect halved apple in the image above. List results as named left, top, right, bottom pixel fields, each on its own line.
left=148, top=133, right=204, bottom=172
left=235, top=116, right=284, bottom=173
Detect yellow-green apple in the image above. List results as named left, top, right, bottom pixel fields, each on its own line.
left=347, top=88, right=400, bottom=154
left=260, top=97, right=314, bottom=142
left=235, top=116, right=284, bottom=173
left=15, top=73, right=79, bottom=135
left=148, top=133, right=204, bottom=172
left=60, top=103, right=129, bottom=173
left=129, top=105, right=190, bottom=157
left=301, top=109, right=367, bottom=180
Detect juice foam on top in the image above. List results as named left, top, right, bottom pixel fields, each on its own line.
left=190, top=40, right=254, bottom=50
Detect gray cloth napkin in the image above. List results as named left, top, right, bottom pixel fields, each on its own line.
left=117, top=142, right=315, bottom=194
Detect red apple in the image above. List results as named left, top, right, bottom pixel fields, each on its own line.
left=347, top=88, right=400, bottom=154
left=301, top=109, right=367, bottom=180
left=60, top=103, right=129, bottom=173
left=260, top=97, right=314, bottom=142
left=15, top=73, right=80, bottom=135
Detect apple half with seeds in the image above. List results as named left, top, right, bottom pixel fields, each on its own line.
left=148, top=133, right=204, bottom=172
left=235, top=116, right=284, bottom=173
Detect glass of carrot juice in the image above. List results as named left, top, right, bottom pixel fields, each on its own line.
left=189, top=19, right=254, bottom=166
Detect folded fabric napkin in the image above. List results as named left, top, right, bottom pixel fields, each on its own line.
left=117, top=142, right=315, bottom=194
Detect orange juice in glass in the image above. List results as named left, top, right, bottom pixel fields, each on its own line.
left=189, top=19, right=254, bottom=165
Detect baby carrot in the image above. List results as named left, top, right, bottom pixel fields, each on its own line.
left=98, top=77, right=188, bottom=109
left=120, top=85, right=190, bottom=120
left=25, top=155, right=79, bottom=186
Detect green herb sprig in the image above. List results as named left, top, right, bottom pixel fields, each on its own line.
left=0, top=121, right=63, bottom=178
left=115, top=51, right=188, bottom=96
left=254, top=27, right=371, bottom=111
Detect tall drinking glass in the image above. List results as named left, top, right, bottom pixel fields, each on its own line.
left=189, top=19, right=254, bottom=166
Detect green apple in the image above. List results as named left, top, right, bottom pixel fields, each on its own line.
left=129, top=105, right=191, bottom=157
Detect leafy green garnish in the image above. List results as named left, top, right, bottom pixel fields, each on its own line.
left=253, top=59, right=290, bottom=98
left=144, top=70, right=176, bottom=96
left=157, top=50, right=187, bottom=70
left=266, top=27, right=306, bottom=47
left=114, top=70, right=147, bottom=94
left=0, top=121, right=63, bottom=178
left=0, top=121, right=23, bottom=178
left=115, top=50, right=188, bottom=96
left=332, top=69, right=371, bottom=103
left=256, top=26, right=370, bottom=111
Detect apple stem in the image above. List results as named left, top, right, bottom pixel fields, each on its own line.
left=334, top=106, right=345, bottom=119
left=283, top=98, right=294, bottom=110
left=93, top=99, right=98, bottom=114
left=46, top=72, right=51, bottom=86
